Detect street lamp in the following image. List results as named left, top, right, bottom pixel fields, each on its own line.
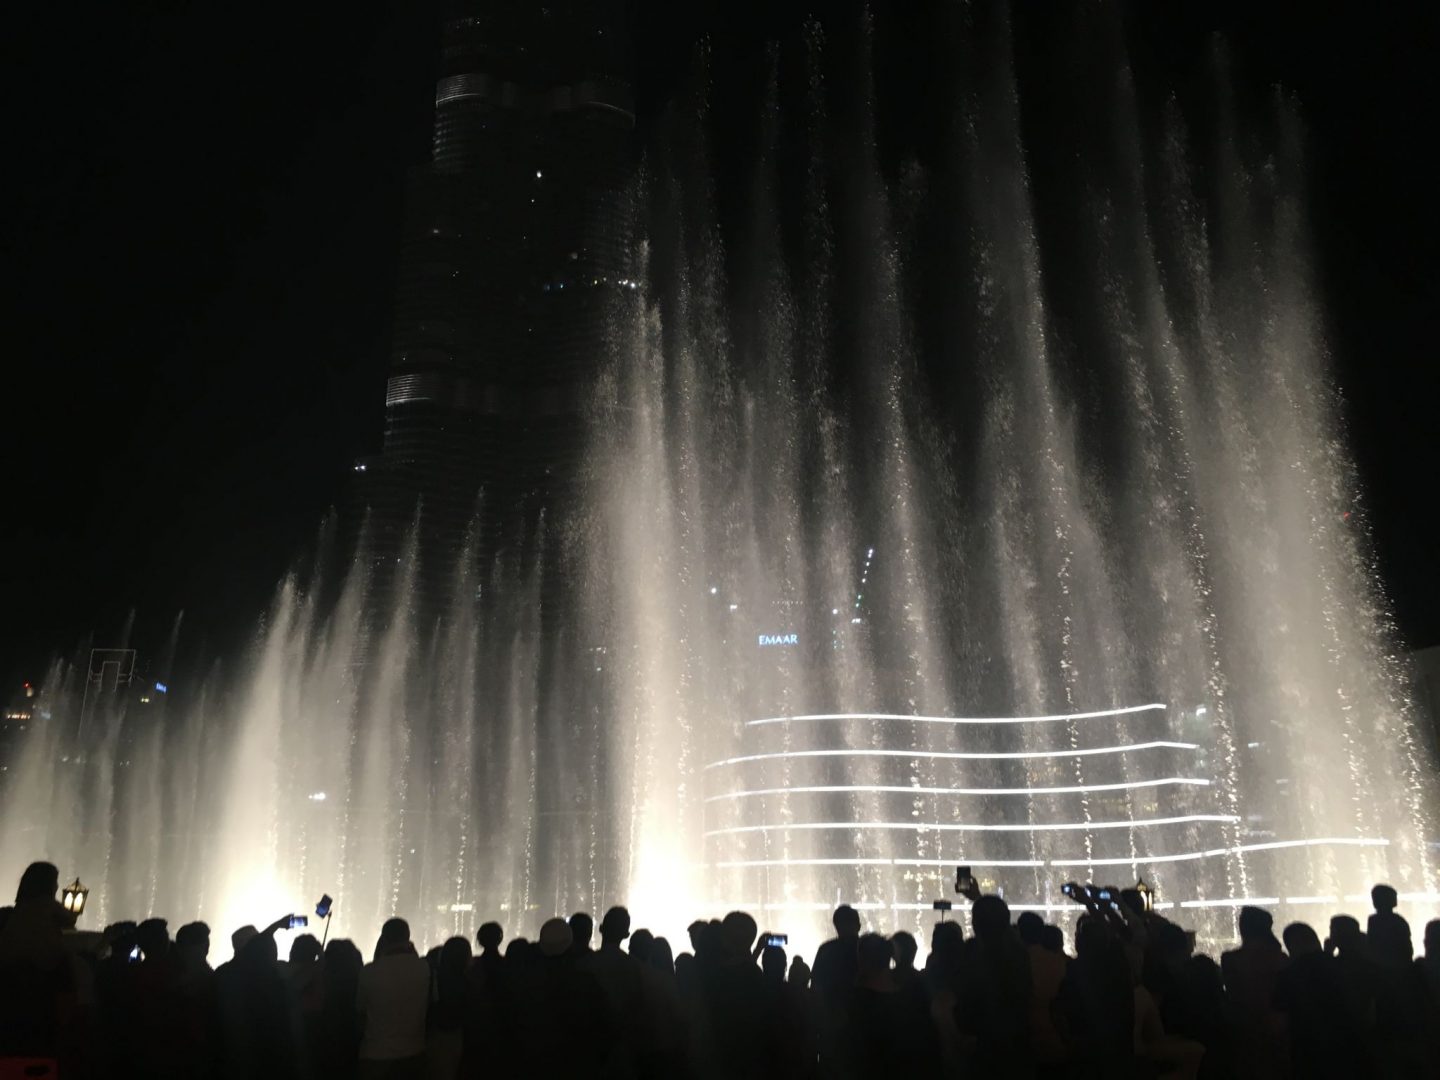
left=61, top=877, right=89, bottom=916
left=1134, top=877, right=1155, bottom=914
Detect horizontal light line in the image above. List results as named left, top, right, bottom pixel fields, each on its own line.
left=892, top=857, right=1047, bottom=868
left=1180, top=897, right=1281, bottom=908
left=706, top=838, right=1390, bottom=872
left=713, top=858, right=1048, bottom=869
left=704, top=814, right=1236, bottom=838
left=1284, top=895, right=1340, bottom=904
left=704, top=777, right=1212, bottom=802
left=1049, top=837, right=1390, bottom=868
left=705, top=741, right=1198, bottom=769
left=747, top=704, right=1167, bottom=727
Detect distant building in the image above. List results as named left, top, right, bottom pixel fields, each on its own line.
left=0, top=681, right=37, bottom=786
left=358, top=2, right=636, bottom=623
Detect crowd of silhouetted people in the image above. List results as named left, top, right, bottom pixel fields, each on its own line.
left=3, top=860, right=1440, bottom=1078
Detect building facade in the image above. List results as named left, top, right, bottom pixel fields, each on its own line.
left=361, top=3, right=636, bottom=621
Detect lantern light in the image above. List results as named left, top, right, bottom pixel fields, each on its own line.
left=61, top=877, right=89, bottom=916
left=1135, top=876, right=1155, bottom=913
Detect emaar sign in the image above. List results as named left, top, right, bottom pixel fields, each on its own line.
left=758, top=633, right=799, bottom=647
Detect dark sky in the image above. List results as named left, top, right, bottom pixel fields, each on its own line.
left=5, top=2, right=1438, bottom=687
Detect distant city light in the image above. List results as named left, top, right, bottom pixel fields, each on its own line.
left=308, top=792, right=327, bottom=802
left=535, top=170, right=543, bottom=178
left=709, top=586, right=718, bottom=595
left=450, top=902, right=474, bottom=913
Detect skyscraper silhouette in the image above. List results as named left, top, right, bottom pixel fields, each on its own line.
left=359, top=3, right=635, bottom=622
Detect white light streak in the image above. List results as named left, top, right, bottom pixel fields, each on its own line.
left=704, top=777, right=1211, bottom=802
left=705, top=741, right=1198, bottom=769
left=1048, top=837, right=1389, bottom=868
left=746, top=703, right=1167, bottom=727
left=703, top=814, right=1236, bottom=838
left=712, top=857, right=1047, bottom=869
left=1179, top=897, right=1281, bottom=909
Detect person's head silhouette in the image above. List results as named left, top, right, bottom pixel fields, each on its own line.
left=971, top=895, right=1010, bottom=943
left=1371, top=884, right=1398, bottom=913
left=857, top=933, right=893, bottom=985
left=1237, top=906, right=1275, bottom=945
left=1282, top=922, right=1322, bottom=958
left=289, top=933, right=322, bottom=965
left=14, top=862, right=59, bottom=904
left=176, top=921, right=210, bottom=960
left=832, top=904, right=861, bottom=940
left=651, top=936, right=675, bottom=974
left=568, top=912, right=594, bottom=952
left=1328, top=914, right=1363, bottom=956
left=788, top=955, right=811, bottom=988
left=721, top=911, right=758, bottom=957
left=540, top=918, right=573, bottom=958
left=686, top=920, right=707, bottom=954
left=1015, top=911, right=1044, bottom=947
left=136, top=918, right=170, bottom=961
left=476, top=921, right=503, bottom=954
left=1040, top=925, right=1065, bottom=955
left=890, top=931, right=918, bottom=971
left=599, top=906, right=631, bottom=949
left=629, top=928, right=654, bottom=962
left=1424, top=919, right=1440, bottom=961
left=931, top=919, right=963, bottom=953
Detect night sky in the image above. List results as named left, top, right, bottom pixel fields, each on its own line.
left=6, top=2, right=1437, bottom=688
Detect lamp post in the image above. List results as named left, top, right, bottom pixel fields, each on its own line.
left=61, top=877, right=89, bottom=917
left=1135, top=877, right=1155, bottom=914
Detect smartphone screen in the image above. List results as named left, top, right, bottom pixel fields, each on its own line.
left=766, top=934, right=788, bottom=947
left=288, top=915, right=309, bottom=930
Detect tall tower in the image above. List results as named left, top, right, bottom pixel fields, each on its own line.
left=361, top=3, right=635, bottom=620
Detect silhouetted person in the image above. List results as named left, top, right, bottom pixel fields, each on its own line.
left=629, top=927, right=654, bottom=963
left=956, top=895, right=1031, bottom=1074
left=427, top=936, right=469, bottom=1080
left=839, top=932, right=900, bottom=1078
left=1367, top=884, right=1413, bottom=967
left=357, top=917, right=431, bottom=1079
left=289, top=931, right=325, bottom=1040
left=133, top=917, right=185, bottom=1077
left=0, top=861, right=76, bottom=1062
left=1060, top=916, right=1134, bottom=1072
left=1221, top=906, right=1289, bottom=1078
left=1040, top=924, right=1065, bottom=955
left=813, top=904, right=861, bottom=1005
left=630, top=930, right=683, bottom=1080
left=316, top=939, right=363, bottom=1080
left=475, top=920, right=503, bottom=962
left=590, top=905, right=640, bottom=1073
left=568, top=911, right=595, bottom=959
left=1017, top=914, right=1066, bottom=1065
left=788, top=955, right=811, bottom=990
left=1152, top=920, right=1224, bottom=1063
left=524, top=917, right=613, bottom=1076
left=698, top=910, right=771, bottom=1078
left=218, top=928, right=301, bottom=1080
left=812, top=905, right=863, bottom=1077
left=650, top=936, right=675, bottom=977
left=1273, top=921, right=1362, bottom=1078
